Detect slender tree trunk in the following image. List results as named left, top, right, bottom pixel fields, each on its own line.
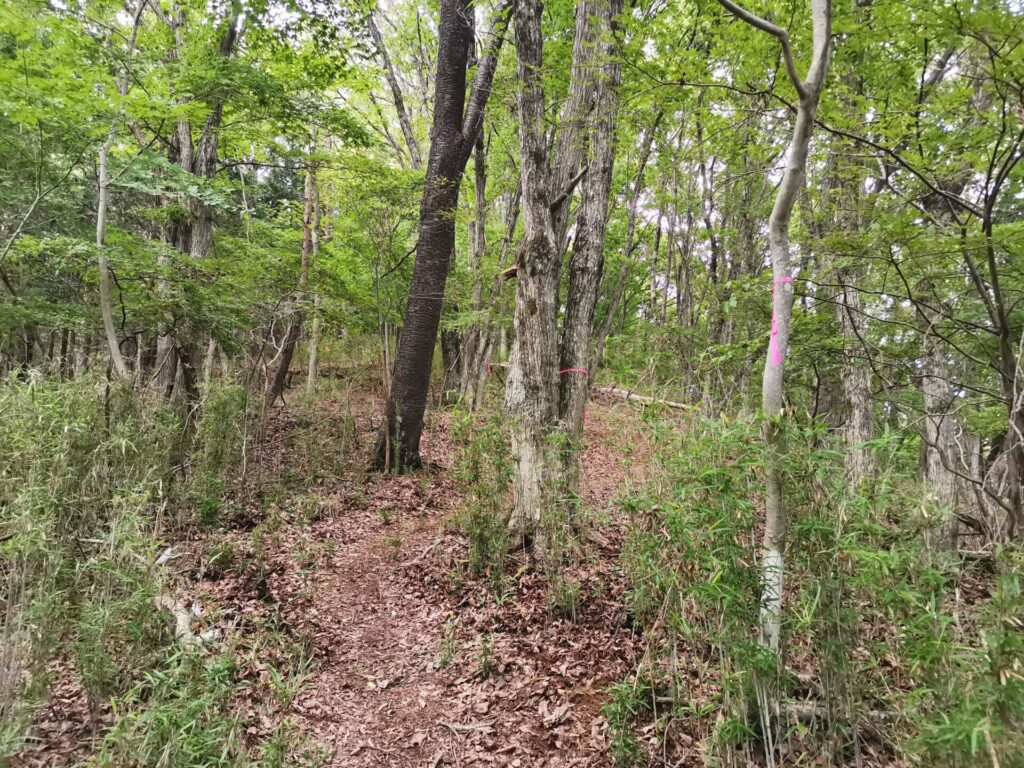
left=591, top=115, right=660, bottom=370
left=458, top=135, right=489, bottom=398
left=374, top=0, right=512, bottom=470
left=440, top=329, right=462, bottom=405
left=97, top=129, right=131, bottom=380
left=919, top=326, right=961, bottom=551
left=266, top=161, right=318, bottom=408
left=201, top=339, right=217, bottom=396
left=717, top=0, right=832, bottom=653
left=97, top=0, right=146, bottom=381
left=460, top=185, right=520, bottom=409
left=306, top=293, right=321, bottom=395
left=369, top=9, right=423, bottom=170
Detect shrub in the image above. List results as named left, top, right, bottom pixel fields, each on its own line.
left=92, top=650, right=245, bottom=767
left=190, top=383, right=248, bottom=526
left=0, top=376, right=177, bottom=757
left=451, top=409, right=512, bottom=594
left=616, top=412, right=1024, bottom=765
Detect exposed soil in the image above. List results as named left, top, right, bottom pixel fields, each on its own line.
left=243, top=393, right=653, bottom=766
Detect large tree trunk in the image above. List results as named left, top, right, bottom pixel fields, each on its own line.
left=374, top=0, right=512, bottom=470
left=506, top=0, right=621, bottom=553
left=836, top=267, right=876, bottom=487
left=557, top=3, right=621, bottom=446
left=505, top=0, right=562, bottom=550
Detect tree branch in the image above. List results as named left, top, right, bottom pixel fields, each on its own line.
left=717, top=0, right=807, bottom=99
left=462, top=0, right=516, bottom=144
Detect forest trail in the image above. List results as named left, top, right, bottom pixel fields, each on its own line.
left=203, top=389, right=655, bottom=767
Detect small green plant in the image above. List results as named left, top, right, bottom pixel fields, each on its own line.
left=254, top=720, right=329, bottom=768
left=451, top=410, right=512, bottom=594
left=438, top=621, right=458, bottom=668
left=381, top=534, right=404, bottom=558
left=603, top=678, right=654, bottom=768
left=478, top=633, right=495, bottom=680
left=189, top=383, right=247, bottom=527
left=614, top=411, right=1024, bottom=765
left=93, top=650, right=243, bottom=767
left=548, top=575, right=582, bottom=621
left=204, top=538, right=238, bottom=580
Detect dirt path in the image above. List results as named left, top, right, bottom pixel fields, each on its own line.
left=246, top=397, right=650, bottom=766
left=15, top=391, right=652, bottom=767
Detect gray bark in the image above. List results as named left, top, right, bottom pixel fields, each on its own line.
left=718, top=0, right=832, bottom=653
left=97, top=0, right=146, bottom=381
left=920, top=330, right=961, bottom=551
left=369, top=10, right=423, bottom=169
left=506, top=0, right=621, bottom=552
left=306, top=293, right=321, bottom=395
left=506, top=0, right=562, bottom=548
left=836, top=269, right=875, bottom=487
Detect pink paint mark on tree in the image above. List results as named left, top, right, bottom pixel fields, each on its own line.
left=768, top=276, right=793, bottom=368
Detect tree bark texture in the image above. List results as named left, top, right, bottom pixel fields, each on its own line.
left=718, top=0, right=832, bottom=653
left=374, top=0, right=513, bottom=471
left=506, top=0, right=621, bottom=553
left=836, top=267, right=875, bottom=487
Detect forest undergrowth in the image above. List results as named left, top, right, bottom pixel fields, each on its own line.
left=3, top=347, right=653, bottom=767
left=5, top=343, right=1021, bottom=767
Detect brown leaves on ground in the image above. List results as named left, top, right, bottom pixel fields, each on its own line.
left=15, top=386, right=666, bottom=767
left=249, top=394, right=653, bottom=766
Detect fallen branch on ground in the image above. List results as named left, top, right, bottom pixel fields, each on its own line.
left=154, top=595, right=219, bottom=647
left=594, top=386, right=693, bottom=410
